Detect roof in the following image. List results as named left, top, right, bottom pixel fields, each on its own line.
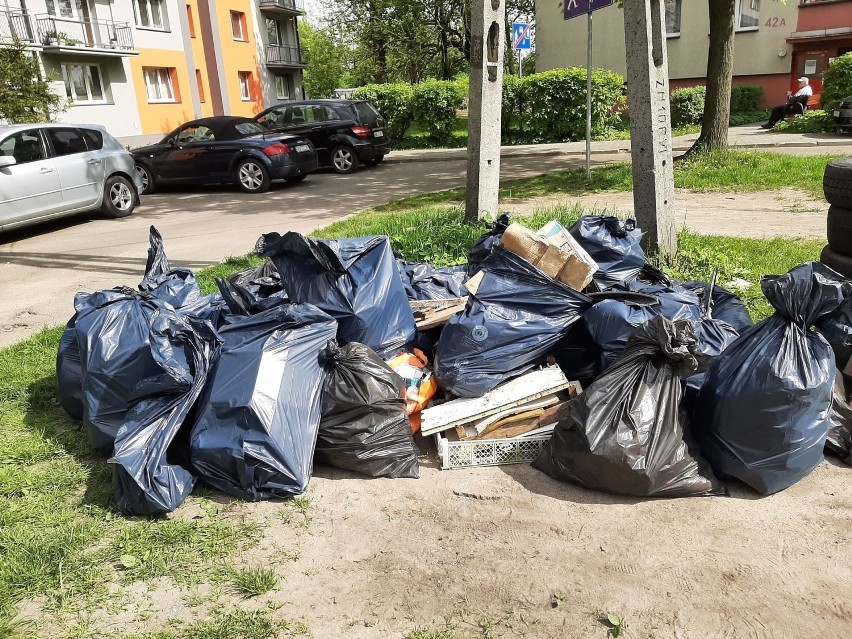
left=0, top=122, right=108, bottom=136
left=168, top=116, right=266, bottom=141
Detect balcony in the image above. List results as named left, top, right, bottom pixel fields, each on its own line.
left=266, top=44, right=307, bottom=68
left=0, top=10, right=36, bottom=44
left=35, top=14, right=137, bottom=57
left=259, top=0, right=306, bottom=16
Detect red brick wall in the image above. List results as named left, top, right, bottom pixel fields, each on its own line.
left=797, top=1, right=852, bottom=31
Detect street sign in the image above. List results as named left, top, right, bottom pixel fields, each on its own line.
left=563, top=0, right=613, bottom=21
left=512, top=22, right=532, bottom=50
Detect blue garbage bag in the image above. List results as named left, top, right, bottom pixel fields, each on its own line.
left=56, top=317, right=84, bottom=420
left=434, top=248, right=593, bottom=397
left=694, top=262, right=851, bottom=494
left=467, top=213, right=511, bottom=277
left=257, top=232, right=415, bottom=357
left=534, top=316, right=724, bottom=498
left=815, top=296, right=852, bottom=370
left=189, top=303, right=337, bottom=500
left=110, top=312, right=219, bottom=515
left=679, top=280, right=753, bottom=333
left=138, top=226, right=202, bottom=308
left=568, top=215, right=644, bottom=289
left=395, top=258, right=468, bottom=301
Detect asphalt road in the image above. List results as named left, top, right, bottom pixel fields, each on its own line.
left=0, top=153, right=621, bottom=348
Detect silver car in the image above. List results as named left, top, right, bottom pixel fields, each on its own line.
left=834, top=96, right=852, bottom=130
left=0, top=123, right=142, bottom=233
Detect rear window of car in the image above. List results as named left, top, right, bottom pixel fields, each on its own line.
left=81, top=128, right=103, bottom=151
left=351, top=102, right=379, bottom=123
left=235, top=122, right=265, bottom=135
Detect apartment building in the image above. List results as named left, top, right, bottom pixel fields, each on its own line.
left=0, top=0, right=307, bottom=144
left=535, top=0, right=851, bottom=108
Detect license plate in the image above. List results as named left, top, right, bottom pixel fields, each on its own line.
left=295, top=144, right=311, bottom=152
left=835, top=111, right=841, bottom=117
left=374, top=131, right=384, bottom=138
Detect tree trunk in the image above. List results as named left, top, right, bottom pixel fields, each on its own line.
left=687, top=0, right=735, bottom=155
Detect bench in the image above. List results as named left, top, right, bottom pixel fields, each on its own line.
left=786, top=93, right=821, bottom=118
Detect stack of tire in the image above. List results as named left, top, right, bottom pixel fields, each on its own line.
left=822, top=157, right=852, bottom=277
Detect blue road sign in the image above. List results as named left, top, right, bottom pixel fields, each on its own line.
left=512, top=22, right=532, bottom=50
left=563, top=0, right=613, bottom=21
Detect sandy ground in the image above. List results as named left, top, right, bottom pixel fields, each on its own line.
left=21, top=445, right=852, bottom=638
left=503, top=188, right=828, bottom=240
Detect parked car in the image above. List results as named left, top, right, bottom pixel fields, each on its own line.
left=0, top=123, right=141, bottom=233
left=254, top=100, right=390, bottom=174
left=132, top=116, right=318, bottom=194
left=833, top=96, right=852, bottom=130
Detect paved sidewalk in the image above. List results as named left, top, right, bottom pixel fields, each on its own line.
left=386, top=124, right=852, bottom=164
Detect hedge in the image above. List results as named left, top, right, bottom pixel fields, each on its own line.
left=412, top=79, right=464, bottom=144
left=822, top=52, right=852, bottom=110
left=351, top=83, right=415, bottom=141
left=670, top=84, right=764, bottom=127
left=730, top=85, right=763, bottom=113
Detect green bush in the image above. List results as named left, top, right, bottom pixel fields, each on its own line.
left=730, top=85, right=763, bottom=113
left=412, top=79, right=464, bottom=144
left=772, top=109, right=840, bottom=133
left=822, top=52, right=852, bottom=110
left=351, top=83, right=415, bottom=141
left=501, top=74, right=525, bottom=134
left=729, top=110, right=770, bottom=126
left=670, top=86, right=706, bottom=127
left=522, top=68, right=624, bottom=142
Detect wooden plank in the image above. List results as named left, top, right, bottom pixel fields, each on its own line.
left=477, top=417, right=545, bottom=440
left=477, top=409, right=546, bottom=437
left=471, top=394, right=562, bottom=434
left=411, top=297, right=468, bottom=331
left=420, top=366, right=572, bottom=436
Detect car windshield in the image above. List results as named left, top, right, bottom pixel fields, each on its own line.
left=235, top=122, right=265, bottom=135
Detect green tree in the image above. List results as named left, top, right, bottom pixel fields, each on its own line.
left=0, top=39, right=63, bottom=123
left=301, top=22, right=348, bottom=98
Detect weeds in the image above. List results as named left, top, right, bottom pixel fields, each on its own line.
left=228, top=566, right=278, bottom=598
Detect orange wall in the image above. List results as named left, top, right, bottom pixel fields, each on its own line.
left=186, top=0, right=214, bottom=117
left=131, top=48, right=196, bottom=135
left=214, top=0, right=264, bottom=117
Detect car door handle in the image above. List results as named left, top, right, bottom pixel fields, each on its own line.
left=38, top=167, right=54, bottom=174
left=88, top=159, right=102, bottom=165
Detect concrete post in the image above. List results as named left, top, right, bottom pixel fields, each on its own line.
left=465, top=0, right=506, bottom=223
left=622, top=0, right=676, bottom=257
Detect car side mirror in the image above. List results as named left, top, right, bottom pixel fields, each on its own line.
left=0, top=156, right=17, bottom=168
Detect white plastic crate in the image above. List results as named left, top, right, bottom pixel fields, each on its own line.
left=434, top=432, right=552, bottom=470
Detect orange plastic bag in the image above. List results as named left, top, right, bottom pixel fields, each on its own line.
left=386, top=348, right=438, bottom=433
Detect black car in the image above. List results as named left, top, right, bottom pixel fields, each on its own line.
left=254, top=100, right=390, bottom=174
left=132, top=116, right=318, bottom=194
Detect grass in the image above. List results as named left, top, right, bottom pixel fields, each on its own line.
left=0, top=148, right=835, bottom=635
left=128, top=608, right=308, bottom=639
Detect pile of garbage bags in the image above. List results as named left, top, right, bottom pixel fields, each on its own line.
left=57, top=216, right=852, bottom=515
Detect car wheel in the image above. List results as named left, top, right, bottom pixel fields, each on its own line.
left=824, top=157, right=852, bottom=209
left=135, top=163, right=155, bottom=194
left=235, top=158, right=271, bottom=193
left=330, top=145, right=359, bottom=174
left=820, top=245, right=852, bottom=279
left=827, top=205, right=852, bottom=257
left=286, top=173, right=308, bottom=184
left=101, top=175, right=136, bottom=218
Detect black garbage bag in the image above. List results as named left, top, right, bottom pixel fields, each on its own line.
left=434, top=248, right=593, bottom=397
left=679, top=281, right=753, bottom=333
left=178, top=292, right=231, bottom=329
left=216, top=276, right=289, bottom=316
left=467, top=213, right=511, bottom=277
left=694, top=262, right=851, bottom=494
left=257, top=232, right=415, bottom=357
left=189, top=303, right=337, bottom=500
left=138, top=226, right=202, bottom=309
left=317, top=342, right=419, bottom=478
left=110, top=313, right=219, bottom=515
left=57, top=317, right=84, bottom=421
left=555, top=320, right=604, bottom=390
left=395, top=258, right=468, bottom=301
left=533, top=316, right=724, bottom=498
left=568, top=215, right=645, bottom=289
left=827, top=369, right=852, bottom=465
left=815, top=297, right=852, bottom=371
left=74, top=289, right=172, bottom=454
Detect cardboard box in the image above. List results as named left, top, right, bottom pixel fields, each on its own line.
left=499, top=221, right=597, bottom=290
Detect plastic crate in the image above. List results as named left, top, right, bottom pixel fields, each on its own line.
left=434, top=432, right=551, bottom=470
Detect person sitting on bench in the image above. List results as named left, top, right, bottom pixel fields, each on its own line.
left=761, top=77, right=813, bottom=129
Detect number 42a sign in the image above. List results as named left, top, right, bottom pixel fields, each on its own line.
left=765, top=17, right=787, bottom=27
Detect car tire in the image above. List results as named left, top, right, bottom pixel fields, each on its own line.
left=135, top=163, right=155, bottom=195
left=820, top=245, right=852, bottom=278
left=330, top=145, right=359, bottom=174
left=824, top=157, right=852, bottom=209
left=367, top=156, right=384, bottom=167
left=286, top=173, right=308, bottom=184
left=101, top=175, right=136, bottom=218
left=827, top=205, right=852, bottom=257
left=235, top=158, right=271, bottom=193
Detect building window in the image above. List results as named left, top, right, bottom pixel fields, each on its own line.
left=238, top=71, right=252, bottom=101
left=231, top=11, right=247, bottom=41
left=275, top=75, right=293, bottom=100
left=196, top=69, right=205, bottom=102
left=664, top=0, right=681, bottom=37
left=61, top=64, right=106, bottom=104
left=736, top=0, right=760, bottom=31
left=47, top=0, right=77, bottom=18
left=266, top=18, right=280, bottom=46
left=134, top=0, right=167, bottom=30
left=144, top=67, right=176, bottom=103
left=186, top=4, right=195, bottom=38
